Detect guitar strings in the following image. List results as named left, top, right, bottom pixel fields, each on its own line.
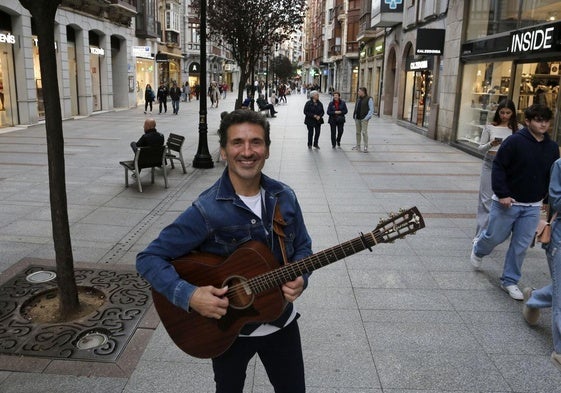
left=222, top=211, right=417, bottom=300
left=223, top=230, right=385, bottom=300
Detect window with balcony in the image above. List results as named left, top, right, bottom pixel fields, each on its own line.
left=165, top=2, right=181, bottom=33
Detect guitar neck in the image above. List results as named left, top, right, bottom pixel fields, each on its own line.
left=248, top=231, right=378, bottom=294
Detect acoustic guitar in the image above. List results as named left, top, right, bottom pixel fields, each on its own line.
left=152, top=206, right=425, bottom=358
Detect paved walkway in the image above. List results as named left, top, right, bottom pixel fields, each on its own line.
left=0, top=92, right=559, bottom=392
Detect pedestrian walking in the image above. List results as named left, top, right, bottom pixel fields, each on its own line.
left=182, top=82, right=191, bottom=102
left=144, top=83, right=155, bottom=114
left=157, top=82, right=169, bottom=114
left=326, top=91, right=348, bottom=148
left=136, top=109, right=313, bottom=393
left=352, top=87, right=374, bottom=152
left=303, top=90, right=324, bottom=149
left=169, top=82, right=181, bottom=115
left=209, top=82, right=220, bottom=108
left=522, top=156, right=561, bottom=372
left=474, top=99, right=520, bottom=239
left=471, top=104, right=559, bottom=300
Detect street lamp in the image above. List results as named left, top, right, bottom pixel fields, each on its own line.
left=192, top=0, right=214, bottom=168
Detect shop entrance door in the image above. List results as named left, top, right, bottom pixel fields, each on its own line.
left=0, top=50, right=16, bottom=127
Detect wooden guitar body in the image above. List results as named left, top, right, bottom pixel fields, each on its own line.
left=151, top=241, right=286, bottom=359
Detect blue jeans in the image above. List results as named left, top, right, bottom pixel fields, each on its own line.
left=546, top=220, right=561, bottom=353
left=172, top=99, right=179, bottom=114
left=474, top=200, right=540, bottom=286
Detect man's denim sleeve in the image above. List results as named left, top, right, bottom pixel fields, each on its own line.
left=136, top=208, right=208, bottom=311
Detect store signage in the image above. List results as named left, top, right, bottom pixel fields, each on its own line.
left=132, top=46, right=152, bottom=59
left=381, top=0, right=403, bottom=12
left=416, top=29, right=445, bottom=55
left=407, top=58, right=432, bottom=71
left=155, top=52, right=169, bottom=63
left=90, top=47, right=104, bottom=55
left=0, top=33, right=15, bottom=44
left=510, top=25, right=556, bottom=54
left=462, top=21, right=561, bottom=60
left=188, top=62, right=200, bottom=73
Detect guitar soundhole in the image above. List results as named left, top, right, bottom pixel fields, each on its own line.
left=224, top=275, right=254, bottom=310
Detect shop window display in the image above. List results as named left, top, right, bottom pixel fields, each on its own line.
left=457, top=62, right=510, bottom=145
left=512, top=62, right=559, bottom=125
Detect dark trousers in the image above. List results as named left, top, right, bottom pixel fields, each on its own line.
left=144, top=100, right=152, bottom=112
left=211, top=320, right=305, bottom=393
left=330, top=122, right=344, bottom=147
left=159, top=99, right=167, bottom=113
left=307, top=124, right=321, bottom=147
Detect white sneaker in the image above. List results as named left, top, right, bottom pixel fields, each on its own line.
left=470, top=245, right=482, bottom=270
left=352, top=145, right=360, bottom=150
left=501, top=284, right=524, bottom=300
left=363, top=147, right=368, bottom=152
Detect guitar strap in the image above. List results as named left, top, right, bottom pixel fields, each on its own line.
left=273, top=203, right=289, bottom=265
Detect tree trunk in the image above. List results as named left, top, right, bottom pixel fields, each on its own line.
left=19, top=0, right=80, bottom=318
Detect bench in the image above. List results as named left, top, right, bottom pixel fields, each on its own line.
left=165, top=133, right=187, bottom=173
left=119, top=145, right=168, bottom=192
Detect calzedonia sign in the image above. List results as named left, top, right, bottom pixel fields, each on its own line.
left=462, top=21, right=561, bottom=60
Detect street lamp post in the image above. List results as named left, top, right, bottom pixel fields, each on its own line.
left=192, top=0, right=214, bottom=169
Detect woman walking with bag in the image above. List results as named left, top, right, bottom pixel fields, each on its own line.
left=326, top=91, right=348, bottom=149
left=303, top=91, right=324, bottom=149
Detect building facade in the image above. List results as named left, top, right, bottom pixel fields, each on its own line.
left=354, top=0, right=561, bottom=152
left=0, top=0, right=238, bottom=130
left=0, top=0, right=136, bottom=129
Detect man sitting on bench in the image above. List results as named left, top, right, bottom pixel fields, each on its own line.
left=131, top=118, right=165, bottom=152
left=130, top=118, right=165, bottom=177
left=256, top=94, right=277, bottom=117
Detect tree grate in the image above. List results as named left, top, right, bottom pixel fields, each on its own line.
left=0, top=265, right=152, bottom=362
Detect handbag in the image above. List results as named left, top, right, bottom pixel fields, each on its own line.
left=535, top=212, right=558, bottom=245
left=318, top=117, right=324, bottom=124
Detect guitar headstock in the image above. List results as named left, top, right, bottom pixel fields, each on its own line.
left=375, top=207, right=425, bottom=243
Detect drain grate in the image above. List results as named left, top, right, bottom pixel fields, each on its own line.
left=0, top=265, right=152, bottom=362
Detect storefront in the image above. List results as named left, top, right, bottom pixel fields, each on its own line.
left=156, top=52, right=181, bottom=86
left=456, top=9, right=561, bottom=150
left=0, top=28, right=16, bottom=128
left=187, top=62, right=200, bottom=98
left=403, top=57, right=433, bottom=128
left=133, top=46, right=155, bottom=106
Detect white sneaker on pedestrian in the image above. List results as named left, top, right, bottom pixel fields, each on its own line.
left=352, top=145, right=360, bottom=150
left=470, top=245, right=482, bottom=270
left=501, top=284, right=524, bottom=300
left=363, top=147, right=368, bottom=152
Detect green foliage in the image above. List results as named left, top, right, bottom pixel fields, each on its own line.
left=195, top=0, right=306, bottom=101
left=271, top=55, right=294, bottom=81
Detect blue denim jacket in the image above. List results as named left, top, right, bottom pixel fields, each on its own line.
left=136, top=168, right=313, bottom=312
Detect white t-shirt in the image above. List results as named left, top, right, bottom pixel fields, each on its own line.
left=238, top=190, right=297, bottom=337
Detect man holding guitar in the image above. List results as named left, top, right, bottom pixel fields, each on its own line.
left=137, top=109, right=313, bottom=393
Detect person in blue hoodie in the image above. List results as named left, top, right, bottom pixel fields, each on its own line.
left=471, top=104, right=559, bottom=300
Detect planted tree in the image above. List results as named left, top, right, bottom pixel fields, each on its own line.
left=272, top=55, right=295, bottom=83
left=19, top=0, right=80, bottom=319
left=202, top=0, right=306, bottom=108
